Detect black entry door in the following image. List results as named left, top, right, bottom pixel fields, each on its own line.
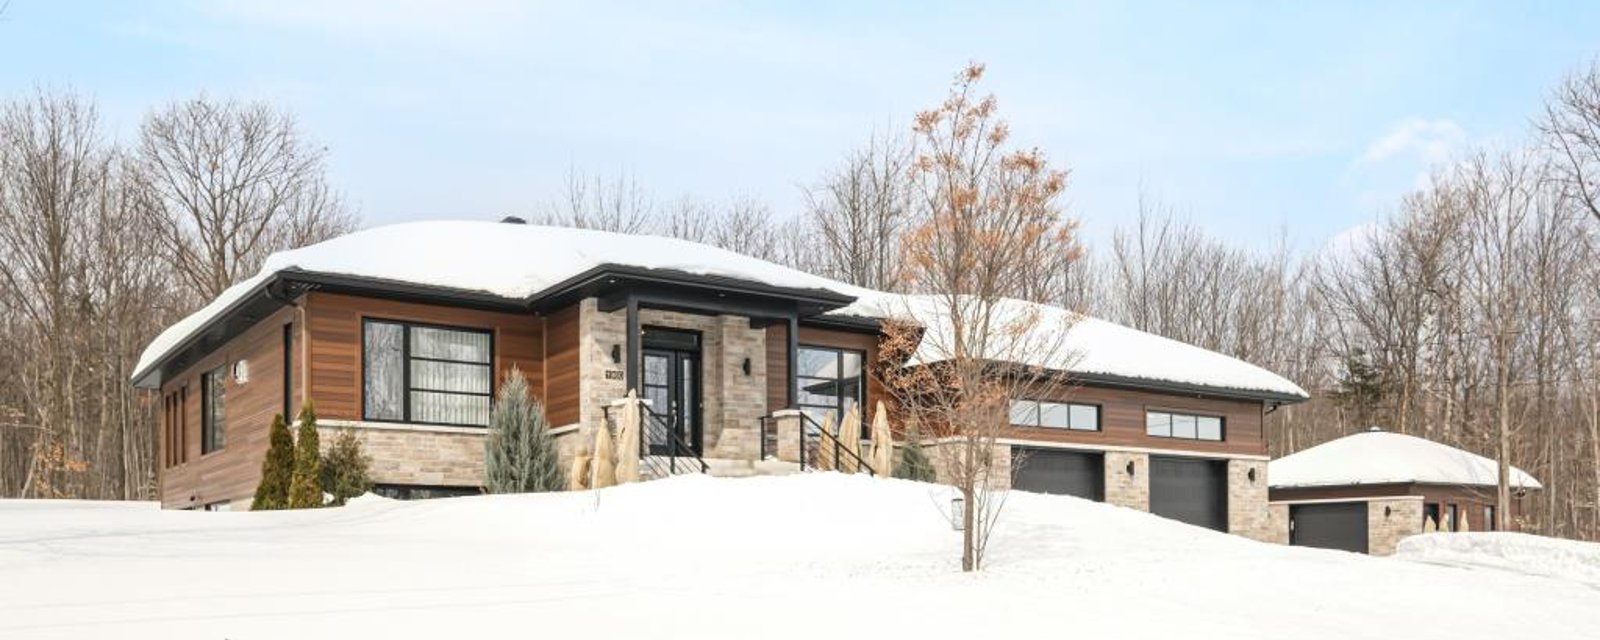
left=1013, top=449, right=1105, bottom=501
left=1290, top=502, right=1369, bottom=554
left=641, top=347, right=701, bottom=455
left=1149, top=456, right=1228, bottom=531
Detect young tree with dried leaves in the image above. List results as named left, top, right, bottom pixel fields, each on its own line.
left=877, top=63, right=1080, bottom=572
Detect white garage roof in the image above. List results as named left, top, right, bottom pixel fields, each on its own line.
left=1269, top=429, right=1541, bottom=490
left=134, top=220, right=1309, bottom=401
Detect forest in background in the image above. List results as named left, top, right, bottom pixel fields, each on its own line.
left=5, top=59, right=1600, bottom=541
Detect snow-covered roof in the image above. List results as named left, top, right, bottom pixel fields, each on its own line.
left=1269, top=429, right=1542, bottom=490
left=134, top=220, right=1308, bottom=400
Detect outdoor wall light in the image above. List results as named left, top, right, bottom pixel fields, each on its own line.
left=1247, top=467, right=1257, bottom=483
left=610, top=344, right=621, bottom=363
left=232, top=359, right=249, bottom=384
left=1385, top=506, right=1393, bottom=518
left=742, top=357, right=752, bottom=376
left=951, top=496, right=965, bottom=531
left=1125, top=460, right=1136, bottom=476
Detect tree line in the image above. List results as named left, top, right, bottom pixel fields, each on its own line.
left=0, top=91, right=354, bottom=499
left=7, top=57, right=1600, bottom=545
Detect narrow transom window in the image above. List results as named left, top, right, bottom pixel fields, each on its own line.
left=1145, top=410, right=1224, bottom=441
left=1009, top=400, right=1100, bottom=431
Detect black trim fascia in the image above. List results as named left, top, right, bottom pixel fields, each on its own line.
left=1071, top=371, right=1309, bottom=404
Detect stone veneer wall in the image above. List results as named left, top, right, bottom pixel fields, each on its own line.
left=1227, top=458, right=1274, bottom=542
left=574, top=299, right=769, bottom=461
left=1265, top=503, right=1291, bottom=545
left=1103, top=451, right=1149, bottom=510
left=1368, top=497, right=1424, bottom=556
left=925, top=440, right=1013, bottom=491
left=319, top=424, right=485, bottom=488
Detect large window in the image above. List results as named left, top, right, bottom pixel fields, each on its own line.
left=796, top=346, right=865, bottom=430
left=363, top=320, right=493, bottom=427
left=1010, top=400, right=1100, bottom=431
left=1145, top=410, right=1223, bottom=441
left=201, top=366, right=226, bottom=454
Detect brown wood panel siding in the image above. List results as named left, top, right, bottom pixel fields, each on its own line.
left=303, top=292, right=544, bottom=422
left=1007, top=385, right=1268, bottom=457
left=766, top=324, right=890, bottom=414
left=157, top=305, right=298, bottom=509
left=1270, top=483, right=1415, bottom=502
left=542, top=302, right=582, bottom=426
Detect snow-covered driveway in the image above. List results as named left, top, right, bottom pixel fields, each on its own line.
left=1, top=474, right=1594, bottom=639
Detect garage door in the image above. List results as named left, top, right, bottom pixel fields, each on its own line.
left=1013, top=449, right=1104, bottom=501
left=1149, top=456, right=1227, bottom=531
left=1290, top=502, right=1369, bottom=554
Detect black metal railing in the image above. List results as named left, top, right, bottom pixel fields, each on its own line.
left=603, top=402, right=708, bottom=479
left=797, top=412, right=876, bottom=477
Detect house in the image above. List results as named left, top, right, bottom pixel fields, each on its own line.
left=134, top=219, right=1308, bottom=541
left=1268, top=428, right=1542, bottom=555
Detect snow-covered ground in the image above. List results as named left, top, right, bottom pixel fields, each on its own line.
left=1, top=475, right=1595, bottom=639
left=1396, top=532, right=1600, bottom=587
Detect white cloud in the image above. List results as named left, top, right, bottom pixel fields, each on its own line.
left=1358, top=117, right=1466, bottom=166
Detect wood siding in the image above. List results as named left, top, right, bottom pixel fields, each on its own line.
left=303, top=292, right=544, bottom=421
left=1008, top=385, right=1269, bottom=457
left=157, top=305, right=300, bottom=509
left=542, top=302, right=581, bottom=426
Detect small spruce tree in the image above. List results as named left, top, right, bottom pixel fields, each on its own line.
left=894, top=445, right=937, bottom=483
left=251, top=413, right=295, bottom=510
left=288, top=401, right=324, bottom=508
left=320, top=429, right=373, bottom=506
left=485, top=367, right=565, bottom=493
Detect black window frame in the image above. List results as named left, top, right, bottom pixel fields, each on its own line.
left=361, top=318, right=496, bottom=428
left=282, top=322, right=294, bottom=419
left=201, top=365, right=226, bottom=454
left=1144, top=410, right=1225, bottom=442
left=796, top=345, right=868, bottom=436
left=1009, top=399, right=1102, bottom=431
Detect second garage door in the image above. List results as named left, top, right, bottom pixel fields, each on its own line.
left=1289, top=502, right=1369, bottom=554
left=1012, top=449, right=1104, bottom=501
left=1149, top=456, right=1228, bottom=531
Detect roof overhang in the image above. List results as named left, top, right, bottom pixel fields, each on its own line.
left=1070, top=371, right=1309, bottom=404
left=133, top=264, right=861, bottom=389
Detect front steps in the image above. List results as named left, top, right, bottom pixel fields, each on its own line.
left=640, top=456, right=806, bottom=480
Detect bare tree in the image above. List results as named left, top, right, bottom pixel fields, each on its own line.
left=1542, top=59, right=1600, bottom=223
left=802, top=131, right=914, bottom=290
left=877, top=63, right=1078, bottom=572
left=537, top=168, right=654, bottom=234
left=131, top=97, right=354, bottom=300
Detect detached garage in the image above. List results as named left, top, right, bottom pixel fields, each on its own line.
left=1269, top=428, right=1542, bottom=555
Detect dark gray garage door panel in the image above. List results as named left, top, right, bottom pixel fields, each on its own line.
left=1013, top=449, right=1104, bottom=501
left=1149, top=456, right=1228, bottom=531
left=1290, top=502, right=1369, bottom=554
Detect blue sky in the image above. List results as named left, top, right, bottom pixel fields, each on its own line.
left=3, top=1, right=1597, bottom=253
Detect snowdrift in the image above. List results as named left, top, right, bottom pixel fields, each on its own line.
left=1, top=475, right=1594, bottom=639
left=1395, top=532, right=1600, bottom=587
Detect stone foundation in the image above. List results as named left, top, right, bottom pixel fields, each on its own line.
left=1368, top=497, right=1424, bottom=556
left=925, top=440, right=1013, bottom=491
left=320, top=423, right=485, bottom=488
left=1227, top=458, right=1274, bottom=542
left=1103, top=451, right=1149, bottom=510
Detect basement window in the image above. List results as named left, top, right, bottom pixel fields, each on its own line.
left=363, top=319, right=494, bottom=427
left=1145, top=410, right=1223, bottom=442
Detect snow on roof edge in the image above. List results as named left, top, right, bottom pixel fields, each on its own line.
left=134, top=221, right=1310, bottom=401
